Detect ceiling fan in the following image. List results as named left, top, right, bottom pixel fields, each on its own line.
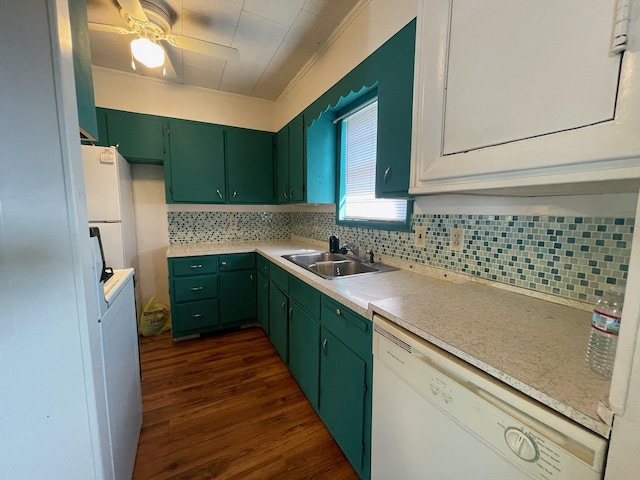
left=88, top=0, right=239, bottom=77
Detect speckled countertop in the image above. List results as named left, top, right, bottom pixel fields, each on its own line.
left=167, top=239, right=612, bottom=438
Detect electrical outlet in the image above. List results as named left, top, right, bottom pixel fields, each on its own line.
left=451, top=228, right=464, bottom=251
left=313, top=217, right=319, bottom=230
left=415, top=226, right=426, bottom=246
left=229, top=216, right=238, bottom=230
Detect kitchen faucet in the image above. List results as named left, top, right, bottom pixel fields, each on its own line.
left=341, top=242, right=359, bottom=258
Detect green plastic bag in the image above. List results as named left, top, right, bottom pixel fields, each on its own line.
left=138, top=297, right=171, bottom=336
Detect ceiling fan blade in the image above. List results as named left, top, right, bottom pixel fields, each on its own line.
left=88, top=22, right=135, bottom=35
left=164, top=34, right=239, bottom=62
left=162, top=50, right=177, bottom=79
left=117, top=0, right=148, bottom=23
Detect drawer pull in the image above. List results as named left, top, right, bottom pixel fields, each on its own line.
left=190, top=264, right=202, bottom=269
left=221, top=261, right=227, bottom=266
left=216, top=189, right=223, bottom=198
left=192, top=313, right=204, bottom=318
left=190, top=286, right=204, bottom=291
left=336, top=308, right=342, bottom=316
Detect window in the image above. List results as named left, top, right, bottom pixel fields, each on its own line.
left=337, top=97, right=410, bottom=229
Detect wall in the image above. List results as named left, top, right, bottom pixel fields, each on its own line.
left=92, top=66, right=277, bottom=131
left=275, top=0, right=419, bottom=126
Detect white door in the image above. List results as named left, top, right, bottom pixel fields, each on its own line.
left=443, top=0, right=620, bottom=155
left=410, top=0, right=640, bottom=194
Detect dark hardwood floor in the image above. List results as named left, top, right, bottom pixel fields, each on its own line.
left=133, top=327, right=358, bottom=479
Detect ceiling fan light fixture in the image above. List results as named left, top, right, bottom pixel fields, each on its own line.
left=130, top=37, right=164, bottom=68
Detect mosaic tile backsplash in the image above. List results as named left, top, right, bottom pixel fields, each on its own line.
left=168, top=210, right=633, bottom=304
left=168, top=211, right=291, bottom=243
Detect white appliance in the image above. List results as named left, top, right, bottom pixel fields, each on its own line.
left=101, top=269, right=143, bottom=480
left=371, top=315, right=608, bottom=480
left=82, top=145, right=138, bottom=273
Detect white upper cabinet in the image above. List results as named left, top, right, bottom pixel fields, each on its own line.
left=410, top=0, right=640, bottom=195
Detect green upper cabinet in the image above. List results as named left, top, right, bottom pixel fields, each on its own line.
left=375, top=20, right=416, bottom=198
left=105, top=109, right=166, bottom=164
left=276, top=124, right=290, bottom=204
left=166, top=118, right=226, bottom=203
left=226, top=127, right=275, bottom=204
left=69, top=0, right=98, bottom=141
left=276, top=114, right=306, bottom=204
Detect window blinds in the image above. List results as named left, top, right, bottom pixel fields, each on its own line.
left=343, top=100, right=407, bottom=222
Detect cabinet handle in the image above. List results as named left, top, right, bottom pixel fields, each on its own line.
left=190, top=264, right=202, bottom=269
left=322, top=338, right=328, bottom=355
left=190, top=286, right=204, bottom=291
left=192, top=313, right=204, bottom=318
left=281, top=302, right=286, bottom=314
left=216, top=189, right=223, bottom=198
left=383, top=166, right=391, bottom=184
left=264, top=283, right=268, bottom=291
left=221, top=261, right=227, bottom=266
left=283, top=191, right=289, bottom=199
left=250, top=274, right=254, bottom=283
left=232, top=191, right=238, bottom=198
left=290, top=188, right=294, bottom=198
left=336, top=308, right=342, bottom=316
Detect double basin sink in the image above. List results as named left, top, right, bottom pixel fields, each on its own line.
left=282, top=251, right=397, bottom=279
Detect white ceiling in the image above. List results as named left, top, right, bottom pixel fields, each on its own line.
left=86, top=0, right=362, bottom=101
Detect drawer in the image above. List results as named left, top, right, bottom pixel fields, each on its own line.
left=270, top=263, right=289, bottom=294
left=173, top=275, right=218, bottom=303
left=321, top=296, right=371, bottom=360
left=219, top=253, right=255, bottom=271
left=257, top=255, right=270, bottom=276
left=171, top=256, right=218, bottom=276
left=175, top=299, right=219, bottom=333
left=290, top=276, right=320, bottom=319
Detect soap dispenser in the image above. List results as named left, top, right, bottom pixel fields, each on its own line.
left=329, top=235, right=339, bottom=253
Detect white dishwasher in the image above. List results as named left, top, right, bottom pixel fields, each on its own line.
left=371, top=315, right=607, bottom=480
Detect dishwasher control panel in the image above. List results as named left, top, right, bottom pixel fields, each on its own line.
left=373, top=316, right=607, bottom=480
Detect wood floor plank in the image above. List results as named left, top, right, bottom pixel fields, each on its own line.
left=133, top=327, right=358, bottom=480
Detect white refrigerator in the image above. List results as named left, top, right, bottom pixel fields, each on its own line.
left=82, top=145, right=138, bottom=273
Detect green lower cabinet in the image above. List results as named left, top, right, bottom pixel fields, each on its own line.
left=319, top=327, right=368, bottom=474
left=269, top=285, right=289, bottom=362
left=257, top=271, right=270, bottom=334
left=173, top=299, right=219, bottom=335
left=289, top=302, right=320, bottom=408
left=219, top=269, right=257, bottom=325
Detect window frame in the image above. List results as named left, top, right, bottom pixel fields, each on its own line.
left=335, top=92, right=413, bottom=232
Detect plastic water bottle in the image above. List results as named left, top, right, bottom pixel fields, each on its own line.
left=585, top=284, right=625, bottom=378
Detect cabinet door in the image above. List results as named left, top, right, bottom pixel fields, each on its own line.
left=219, top=270, right=257, bottom=325
left=269, top=285, right=289, bottom=362
left=276, top=126, right=290, bottom=204
left=227, top=128, right=275, bottom=204
left=69, top=0, right=98, bottom=141
left=106, top=110, right=165, bottom=164
left=289, top=303, right=320, bottom=408
left=319, top=328, right=367, bottom=472
left=411, top=0, right=640, bottom=194
left=288, top=114, right=305, bottom=203
left=166, top=118, right=225, bottom=203
left=375, top=20, right=415, bottom=197
left=257, top=271, right=270, bottom=334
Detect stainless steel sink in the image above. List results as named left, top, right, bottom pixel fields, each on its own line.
left=282, top=252, right=396, bottom=279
